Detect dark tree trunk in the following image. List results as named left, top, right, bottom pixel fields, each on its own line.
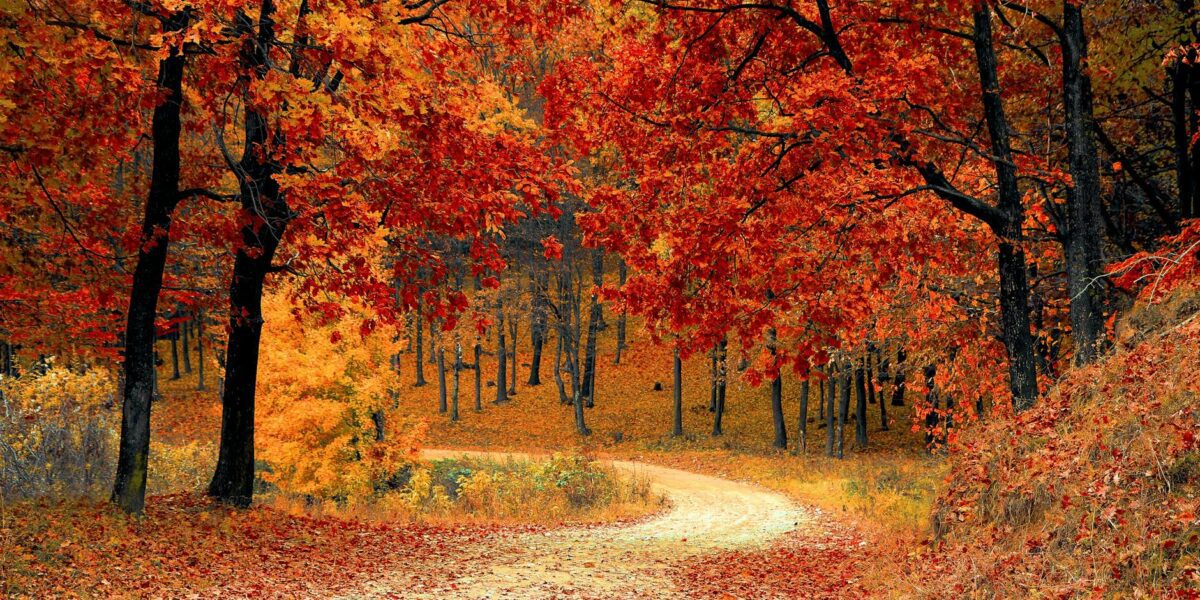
left=768, top=328, right=786, bottom=449
left=1190, top=56, right=1200, bottom=221
left=209, top=1, right=290, bottom=508
left=451, top=340, right=461, bottom=422
left=836, top=363, right=851, bottom=459
left=528, top=273, right=547, bottom=385
left=554, top=330, right=569, bottom=405
left=1171, top=59, right=1193, bottom=219
left=473, top=342, right=482, bottom=412
left=795, top=378, right=810, bottom=455
left=1061, top=1, right=1108, bottom=364
left=437, top=337, right=447, bottom=414
left=169, top=333, right=181, bottom=380
left=924, top=364, right=942, bottom=448
left=973, top=5, right=1041, bottom=408
left=494, top=299, right=508, bottom=404
left=818, top=376, right=826, bottom=421
left=507, top=315, right=517, bottom=397
left=865, top=350, right=876, bottom=405
left=181, top=318, right=192, bottom=374
left=890, top=348, right=906, bottom=406
left=562, top=288, right=589, bottom=436
left=825, top=364, right=837, bottom=458
left=672, top=347, right=683, bottom=437
left=712, top=338, right=727, bottom=436
left=854, top=360, right=867, bottom=449
left=581, top=251, right=603, bottom=407
left=878, top=365, right=889, bottom=431
left=371, top=410, right=385, bottom=442
left=427, top=319, right=436, bottom=365
left=112, top=19, right=188, bottom=514
left=1172, top=44, right=1200, bottom=219
left=708, top=346, right=718, bottom=412
left=152, top=346, right=160, bottom=400
left=196, top=311, right=206, bottom=391
left=612, top=260, right=628, bottom=365
left=414, top=294, right=427, bottom=387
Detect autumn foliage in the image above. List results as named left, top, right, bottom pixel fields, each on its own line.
left=1, top=0, right=1200, bottom=597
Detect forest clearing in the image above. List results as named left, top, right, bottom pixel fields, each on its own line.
left=2, top=0, right=1200, bottom=598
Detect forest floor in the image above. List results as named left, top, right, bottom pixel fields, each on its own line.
left=126, top=327, right=932, bottom=597
left=343, top=449, right=867, bottom=599
left=0, top=328, right=929, bottom=598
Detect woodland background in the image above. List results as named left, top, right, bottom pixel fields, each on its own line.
left=1, top=0, right=1200, bottom=597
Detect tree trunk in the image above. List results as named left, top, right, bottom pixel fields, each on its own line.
left=825, top=363, right=837, bottom=457
left=865, top=350, right=876, bottom=404
left=924, top=364, right=941, bottom=448
left=414, top=294, right=427, bottom=387
left=712, top=338, right=727, bottom=436
left=1171, top=58, right=1195, bottom=219
left=818, top=377, right=825, bottom=421
left=181, top=318, right=192, bottom=374
left=612, top=260, right=628, bottom=365
left=209, top=1, right=290, bottom=508
left=836, top=363, right=850, bottom=459
left=854, top=359, right=867, bottom=449
left=196, top=311, right=206, bottom=391
left=508, top=315, right=517, bottom=397
left=890, top=348, right=906, bottom=406
left=428, top=319, right=436, bottom=365
left=1184, top=5, right=1200, bottom=220
left=473, top=341, right=483, bottom=412
left=169, top=333, right=181, bottom=380
left=672, top=346, right=683, bottom=437
left=451, top=340, right=461, bottom=422
left=554, top=330, right=569, bottom=405
left=371, top=410, right=385, bottom=442
left=111, top=20, right=188, bottom=514
left=768, top=329, right=786, bottom=449
left=528, top=273, right=546, bottom=385
left=795, top=378, right=809, bottom=455
left=1061, top=1, right=1108, bottom=364
left=437, top=337, right=447, bottom=414
left=494, top=298, right=508, bottom=404
left=974, top=4, right=1041, bottom=408
left=581, top=251, right=603, bottom=408
left=708, top=346, right=718, bottom=412
left=878, top=365, right=889, bottom=431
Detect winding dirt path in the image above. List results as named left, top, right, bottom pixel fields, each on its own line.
left=349, top=449, right=812, bottom=599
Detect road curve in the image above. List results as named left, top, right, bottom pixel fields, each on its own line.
left=352, top=449, right=809, bottom=599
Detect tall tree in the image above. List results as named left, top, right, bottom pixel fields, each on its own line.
left=112, top=10, right=191, bottom=514
left=1060, top=0, right=1109, bottom=363
left=210, top=1, right=291, bottom=507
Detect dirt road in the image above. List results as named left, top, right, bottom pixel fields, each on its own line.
left=348, top=449, right=810, bottom=599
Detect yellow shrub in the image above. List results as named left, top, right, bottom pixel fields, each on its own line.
left=0, top=365, right=116, bottom=499
left=254, top=290, right=418, bottom=502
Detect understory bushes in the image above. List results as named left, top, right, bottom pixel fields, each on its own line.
left=416, top=454, right=655, bottom=521
left=291, top=453, right=660, bottom=524
left=0, top=366, right=115, bottom=500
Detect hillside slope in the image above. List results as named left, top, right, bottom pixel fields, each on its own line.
left=909, top=289, right=1200, bottom=597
